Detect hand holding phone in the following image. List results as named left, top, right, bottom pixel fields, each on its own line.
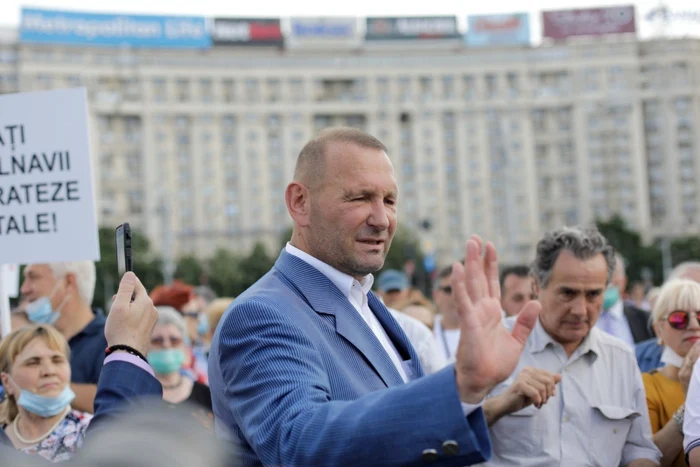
left=115, top=223, right=133, bottom=277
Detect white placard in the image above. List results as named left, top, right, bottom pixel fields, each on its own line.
left=3, top=263, right=19, bottom=298
left=0, top=88, right=100, bottom=264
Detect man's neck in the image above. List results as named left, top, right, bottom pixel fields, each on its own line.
left=56, top=303, right=95, bottom=342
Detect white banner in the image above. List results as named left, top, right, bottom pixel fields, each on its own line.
left=0, top=88, right=100, bottom=264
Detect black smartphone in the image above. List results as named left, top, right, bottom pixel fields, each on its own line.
left=115, top=223, right=133, bottom=277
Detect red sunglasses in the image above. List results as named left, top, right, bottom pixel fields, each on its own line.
left=667, top=310, right=700, bottom=330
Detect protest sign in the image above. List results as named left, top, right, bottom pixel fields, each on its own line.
left=0, top=88, right=100, bottom=265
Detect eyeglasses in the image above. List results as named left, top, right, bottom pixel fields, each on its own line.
left=151, top=336, right=184, bottom=347
left=667, top=310, right=700, bottom=330
left=438, top=286, right=452, bottom=294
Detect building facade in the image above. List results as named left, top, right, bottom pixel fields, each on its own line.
left=1, top=27, right=698, bottom=267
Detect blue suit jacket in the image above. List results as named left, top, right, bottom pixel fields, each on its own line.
left=209, top=251, right=491, bottom=466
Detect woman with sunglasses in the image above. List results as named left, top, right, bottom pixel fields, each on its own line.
left=149, top=307, right=212, bottom=415
left=643, top=279, right=700, bottom=467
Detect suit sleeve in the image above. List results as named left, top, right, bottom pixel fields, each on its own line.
left=216, top=299, right=492, bottom=467
left=88, top=360, right=162, bottom=435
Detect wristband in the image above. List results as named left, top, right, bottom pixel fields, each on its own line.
left=105, top=344, right=148, bottom=364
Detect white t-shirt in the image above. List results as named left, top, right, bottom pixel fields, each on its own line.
left=433, top=315, right=460, bottom=363
left=684, top=358, right=700, bottom=457
left=389, top=309, right=447, bottom=374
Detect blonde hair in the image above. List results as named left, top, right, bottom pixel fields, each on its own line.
left=0, top=324, right=70, bottom=424
left=652, top=279, right=700, bottom=324
left=206, top=298, right=234, bottom=332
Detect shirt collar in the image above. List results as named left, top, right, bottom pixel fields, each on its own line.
left=605, top=299, right=625, bottom=319
left=285, top=243, right=373, bottom=300
left=530, top=317, right=601, bottom=359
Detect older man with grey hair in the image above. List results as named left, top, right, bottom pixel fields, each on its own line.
left=481, top=226, right=660, bottom=466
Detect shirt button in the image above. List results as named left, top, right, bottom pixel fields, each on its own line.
left=563, top=415, right=570, bottom=423
left=421, top=449, right=439, bottom=463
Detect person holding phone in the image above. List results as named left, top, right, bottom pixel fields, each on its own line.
left=18, top=262, right=106, bottom=415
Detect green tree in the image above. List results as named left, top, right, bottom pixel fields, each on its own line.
left=206, top=248, right=245, bottom=297
left=596, top=215, right=663, bottom=286
left=174, top=255, right=204, bottom=285
left=94, top=227, right=164, bottom=312
left=670, top=237, right=700, bottom=266
left=240, top=243, right=275, bottom=291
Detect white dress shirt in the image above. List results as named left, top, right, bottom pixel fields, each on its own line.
left=286, top=243, right=408, bottom=382
left=595, top=299, right=636, bottom=349
left=389, top=308, right=447, bottom=374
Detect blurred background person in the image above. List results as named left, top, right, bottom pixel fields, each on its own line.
left=432, top=265, right=460, bottom=363
left=643, top=279, right=700, bottom=467
left=19, top=262, right=104, bottom=414
left=72, top=402, right=230, bottom=467
left=204, top=298, right=234, bottom=345
left=638, top=263, right=700, bottom=372
left=596, top=253, right=654, bottom=348
left=149, top=307, right=212, bottom=416
left=0, top=324, right=92, bottom=462
left=628, top=281, right=652, bottom=311
left=499, top=265, right=537, bottom=317
left=150, top=282, right=207, bottom=384
left=375, top=269, right=410, bottom=309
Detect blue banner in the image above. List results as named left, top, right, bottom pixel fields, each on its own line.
left=20, top=8, right=210, bottom=48
left=466, top=13, right=530, bottom=47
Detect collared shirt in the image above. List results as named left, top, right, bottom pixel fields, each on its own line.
left=285, top=243, right=408, bottom=383
left=485, top=318, right=660, bottom=466
left=595, top=299, right=636, bottom=349
left=69, top=312, right=108, bottom=385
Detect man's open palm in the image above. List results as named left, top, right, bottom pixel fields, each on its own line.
left=452, top=236, right=540, bottom=403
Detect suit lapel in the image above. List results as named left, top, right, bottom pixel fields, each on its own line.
left=274, top=251, right=405, bottom=388
left=368, top=293, right=425, bottom=379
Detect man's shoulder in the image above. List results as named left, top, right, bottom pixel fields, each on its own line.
left=388, top=308, right=432, bottom=339
left=593, top=328, right=638, bottom=361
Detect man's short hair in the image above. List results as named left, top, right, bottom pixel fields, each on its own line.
left=48, top=261, right=96, bottom=306
left=669, top=262, right=700, bottom=281
left=293, top=127, right=387, bottom=186
left=499, top=265, right=531, bottom=291
left=531, top=225, right=615, bottom=288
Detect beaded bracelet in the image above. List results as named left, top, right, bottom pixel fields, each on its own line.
left=105, top=344, right=149, bottom=364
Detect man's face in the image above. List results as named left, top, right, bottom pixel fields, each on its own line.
left=20, top=264, right=63, bottom=309
left=501, top=274, right=536, bottom=317
left=433, top=277, right=458, bottom=319
left=382, top=288, right=409, bottom=308
left=536, top=251, right=609, bottom=348
left=306, top=142, right=398, bottom=279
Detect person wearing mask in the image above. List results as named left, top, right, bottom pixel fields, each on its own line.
left=432, top=265, right=461, bottom=363
left=0, top=324, right=92, bottom=462
left=596, top=253, right=654, bottom=348
left=19, top=262, right=105, bottom=414
left=482, top=226, right=660, bottom=466
left=643, top=279, right=700, bottom=467
left=499, top=265, right=537, bottom=318
left=148, top=307, right=212, bottom=415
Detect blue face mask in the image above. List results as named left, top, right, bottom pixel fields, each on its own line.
left=603, top=286, right=620, bottom=310
left=197, top=313, right=210, bottom=336
left=25, top=283, right=70, bottom=325
left=13, top=380, right=76, bottom=418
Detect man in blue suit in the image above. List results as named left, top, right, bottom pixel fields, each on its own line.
left=209, top=128, right=541, bottom=466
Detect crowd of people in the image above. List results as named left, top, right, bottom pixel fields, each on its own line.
left=2, top=127, right=700, bottom=466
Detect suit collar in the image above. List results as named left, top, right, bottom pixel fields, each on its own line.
left=273, top=250, right=409, bottom=387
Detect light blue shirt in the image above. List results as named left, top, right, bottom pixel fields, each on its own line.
left=595, top=299, right=636, bottom=349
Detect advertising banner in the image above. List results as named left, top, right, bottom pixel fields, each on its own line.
left=288, top=17, right=360, bottom=49
left=466, top=13, right=530, bottom=47
left=20, top=8, right=210, bottom=48
left=366, top=16, right=460, bottom=40
left=542, top=5, right=636, bottom=39
left=212, top=18, right=283, bottom=46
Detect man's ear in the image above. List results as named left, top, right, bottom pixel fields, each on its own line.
left=285, top=182, right=312, bottom=228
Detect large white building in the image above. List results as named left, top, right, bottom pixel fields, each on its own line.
left=1, top=26, right=698, bottom=267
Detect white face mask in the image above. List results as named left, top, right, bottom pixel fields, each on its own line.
left=661, top=346, right=685, bottom=368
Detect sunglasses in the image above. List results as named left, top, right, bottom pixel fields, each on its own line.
left=667, top=310, right=700, bottom=330
left=151, top=336, right=184, bottom=347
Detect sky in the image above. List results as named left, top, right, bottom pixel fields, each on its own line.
left=1, top=0, right=699, bottom=38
